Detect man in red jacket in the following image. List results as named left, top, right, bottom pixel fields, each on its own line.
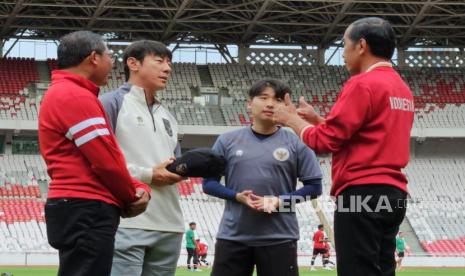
left=274, top=17, right=413, bottom=276
left=39, top=31, right=151, bottom=276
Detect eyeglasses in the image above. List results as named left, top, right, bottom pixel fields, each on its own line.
left=99, top=51, right=116, bottom=63
left=107, top=53, right=117, bottom=63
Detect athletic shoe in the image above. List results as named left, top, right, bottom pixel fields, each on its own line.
left=323, top=266, right=333, bottom=270
left=310, top=267, right=317, bottom=271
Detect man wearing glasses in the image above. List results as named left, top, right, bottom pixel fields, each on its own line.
left=39, top=31, right=151, bottom=276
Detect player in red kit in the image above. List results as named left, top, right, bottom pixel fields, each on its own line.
left=322, top=240, right=335, bottom=270
left=310, top=224, right=327, bottom=271
left=196, top=238, right=210, bottom=267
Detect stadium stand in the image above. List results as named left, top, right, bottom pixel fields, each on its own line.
left=221, top=103, right=252, bottom=125
left=209, top=64, right=347, bottom=125
left=0, top=154, right=49, bottom=188
left=7, top=59, right=465, bottom=129
left=414, top=104, right=465, bottom=129
left=0, top=58, right=39, bottom=120
left=404, top=157, right=465, bottom=255
left=0, top=58, right=38, bottom=96
left=99, top=61, right=202, bottom=100
left=209, top=63, right=347, bottom=102
left=164, top=100, right=215, bottom=126
left=0, top=154, right=50, bottom=252
left=46, top=58, right=57, bottom=72
left=0, top=154, right=465, bottom=255
left=101, top=61, right=125, bottom=92
left=401, top=68, right=465, bottom=129
left=158, top=62, right=201, bottom=101
left=155, top=63, right=465, bottom=127
left=1, top=59, right=465, bottom=257
left=0, top=199, right=49, bottom=252
left=0, top=95, right=39, bottom=121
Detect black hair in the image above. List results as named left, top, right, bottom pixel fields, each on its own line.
left=123, top=40, right=172, bottom=80
left=318, top=224, right=324, bottom=230
left=248, top=79, right=291, bottom=100
left=347, top=17, right=396, bottom=60
left=57, top=31, right=107, bottom=69
left=189, top=222, right=196, bottom=226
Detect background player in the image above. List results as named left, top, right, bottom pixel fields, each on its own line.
left=185, top=222, right=201, bottom=272
left=310, top=224, right=328, bottom=271
left=196, top=238, right=209, bottom=267
left=322, top=240, right=335, bottom=270
left=396, top=231, right=409, bottom=270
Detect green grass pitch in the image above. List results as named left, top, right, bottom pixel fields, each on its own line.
left=1, top=267, right=465, bottom=276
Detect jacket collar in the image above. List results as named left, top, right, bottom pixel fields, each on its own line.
left=51, top=70, right=100, bottom=96
left=124, top=83, right=160, bottom=106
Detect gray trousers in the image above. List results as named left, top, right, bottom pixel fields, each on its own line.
left=111, top=228, right=183, bottom=276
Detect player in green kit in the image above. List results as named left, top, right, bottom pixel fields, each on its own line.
left=396, top=231, right=408, bottom=270
left=185, top=222, right=201, bottom=272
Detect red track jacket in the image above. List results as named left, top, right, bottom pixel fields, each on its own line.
left=39, top=70, right=151, bottom=209
left=302, top=66, right=414, bottom=197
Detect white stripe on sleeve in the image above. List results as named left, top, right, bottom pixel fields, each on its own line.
left=75, top=128, right=110, bottom=147
left=66, top=117, right=106, bottom=140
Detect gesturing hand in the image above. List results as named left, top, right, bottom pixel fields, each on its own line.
left=273, top=93, right=300, bottom=126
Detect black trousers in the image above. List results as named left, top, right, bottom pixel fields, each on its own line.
left=45, top=198, right=120, bottom=276
left=334, top=185, right=407, bottom=276
left=186, top=247, right=199, bottom=266
left=212, top=239, right=298, bottom=276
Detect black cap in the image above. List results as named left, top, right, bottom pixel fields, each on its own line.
left=166, top=148, right=225, bottom=178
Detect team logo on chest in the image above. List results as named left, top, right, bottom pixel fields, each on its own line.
left=235, top=150, right=244, bottom=157
left=273, top=148, right=290, bottom=161
left=162, top=118, right=173, bottom=137
left=136, top=116, right=144, bottom=126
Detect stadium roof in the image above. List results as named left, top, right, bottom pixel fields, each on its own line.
left=1, top=0, right=465, bottom=48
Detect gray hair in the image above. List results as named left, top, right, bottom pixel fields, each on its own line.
left=57, top=31, right=107, bottom=69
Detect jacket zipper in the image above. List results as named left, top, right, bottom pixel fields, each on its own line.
left=147, top=104, right=156, bottom=132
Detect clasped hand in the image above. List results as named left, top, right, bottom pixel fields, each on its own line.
left=235, top=190, right=281, bottom=214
